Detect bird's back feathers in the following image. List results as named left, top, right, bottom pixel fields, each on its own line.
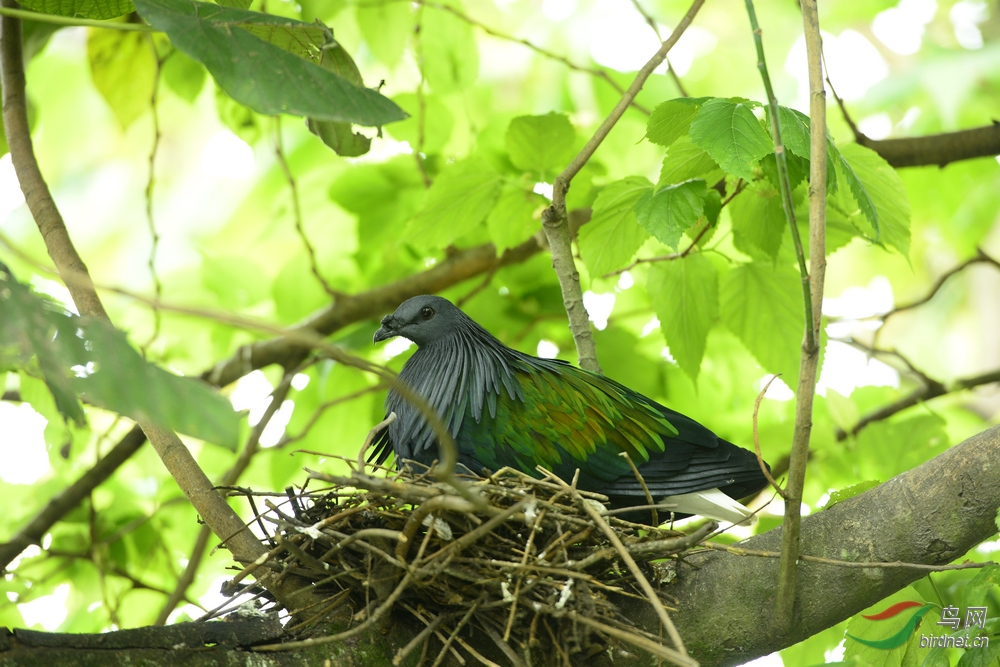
left=372, top=295, right=769, bottom=524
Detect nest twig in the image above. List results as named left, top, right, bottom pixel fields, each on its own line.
left=231, top=458, right=714, bottom=666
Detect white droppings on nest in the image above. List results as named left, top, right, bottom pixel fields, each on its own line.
left=501, top=581, right=514, bottom=602
left=524, top=499, right=539, bottom=527
left=298, top=523, right=324, bottom=540
left=584, top=498, right=608, bottom=515
left=554, top=579, right=574, bottom=610
left=422, top=514, right=453, bottom=541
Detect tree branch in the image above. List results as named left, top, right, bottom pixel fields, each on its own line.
left=625, top=424, right=1000, bottom=666
left=0, top=5, right=321, bottom=615
left=544, top=0, right=704, bottom=373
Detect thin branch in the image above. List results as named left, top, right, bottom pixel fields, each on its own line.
left=602, top=178, right=745, bottom=278
left=703, top=542, right=997, bottom=572
left=274, top=117, right=344, bottom=300
left=835, top=367, right=1000, bottom=441
left=752, top=375, right=788, bottom=499
left=627, top=0, right=689, bottom=97
left=545, top=0, right=705, bottom=373
left=142, top=45, right=164, bottom=354
left=0, top=9, right=319, bottom=613
left=771, top=0, right=827, bottom=634
left=414, top=0, right=650, bottom=115
left=0, top=6, right=155, bottom=31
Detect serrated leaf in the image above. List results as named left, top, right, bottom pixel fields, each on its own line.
left=406, top=158, right=502, bottom=247
left=134, top=0, right=407, bottom=126
left=730, top=181, right=786, bottom=260
left=645, top=97, right=708, bottom=147
left=634, top=179, right=707, bottom=250
left=422, top=0, right=478, bottom=93
left=837, top=143, right=911, bottom=257
left=486, top=186, right=544, bottom=251
left=690, top=98, right=774, bottom=182
left=774, top=106, right=812, bottom=159
left=356, top=0, right=412, bottom=67
left=506, top=113, right=576, bottom=175
left=87, top=30, right=157, bottom=129
left=720, top=262, right=804, bottom=387
left=19, top=0, right=132, bottom=19
left=647, top=254, right=718, bottom=381
left=658, top=135, right=721, bottom=186
left=577, top=176, right=652, bottom=276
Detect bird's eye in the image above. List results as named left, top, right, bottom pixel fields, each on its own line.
left=420, top=306, right=434, bottom=320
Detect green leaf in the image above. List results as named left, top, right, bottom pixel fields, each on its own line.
left=161, top=49, right=206, bottom=103
left=658, top=135, right=721, bottom=186
left=720, top=262, right=804, bottom=387
left=774, top=105, right=812, bottom=159
left=690, top=98, right=774, bottom=182
left=87, top=30, right=157, bottom=129
left=634, top=179, right=707, bottom=250
left=214, top=86, right=263, bottom=144
left=845, top=588, right=930, bottom=666
left=958, top=642, right=1000, bottom=667
left=647, top=254, right=719, bottom=382
left=730, top=181, right=786, bottom=260
left=837, top=143, right=911, bottom=256
left=18, top=0, right=132, bottom=19
left=0, top=272, right=239, bottom=447
left=78, top=322, right=240, bottom=449
left=305, top=39, right=372, bottom=156
left=505, top=112, right=576, bottom=176
left=422, top=0, right=479, bottom=93
left=645, top=97, right=707, bottom=147
left=406, top=158, right=502, bottom=247
left=577, top=176, right=652, bottom=276
left=387, top=93, right=455, bottom=153
left=134, top=0, right=407, bottom=126
left=821, top=480, right=880, bottom=509
left=356, top=1, right=412, bottom=67
left=996, top=506, right=1000, bottom=533
left=824, top=388, right=859, bottom=432
left=486, top=185, right=544, bottom=251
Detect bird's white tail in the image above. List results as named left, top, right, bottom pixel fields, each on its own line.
left=662, top=489, right=757, bottom=525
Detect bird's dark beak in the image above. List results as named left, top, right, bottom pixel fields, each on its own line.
left=373, top=314, right=397, bottom=344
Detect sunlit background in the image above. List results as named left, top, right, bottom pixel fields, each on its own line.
left=2, top=0, right=999, bottom=663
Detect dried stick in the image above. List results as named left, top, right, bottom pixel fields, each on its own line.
left=751, top=375, right=787, bottom=498
left=619, top=451, right=658, bottom=526
left=543, top=0, right=705, bottom=373
left=550, top=475, right=689, bottom=660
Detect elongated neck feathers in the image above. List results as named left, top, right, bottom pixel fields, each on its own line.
left=385, top=312, right=529, bottom=459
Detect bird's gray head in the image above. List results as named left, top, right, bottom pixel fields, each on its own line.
left=373, top=295, right=465, bottom=347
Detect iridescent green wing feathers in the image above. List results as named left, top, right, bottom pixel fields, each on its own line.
left=456, top=359, right=679, bottom=484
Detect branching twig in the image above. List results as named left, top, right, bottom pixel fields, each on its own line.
left=544, top=0, right=705, bottom=373
left=704, top=542, right=997, bottom=571
left=772, top=0, right=827, bottom=634
left=627, top=0, right=689, bottom=97
left=274, top=117, right=343, bottom=300
left=414, top=0, right=650, bottom=115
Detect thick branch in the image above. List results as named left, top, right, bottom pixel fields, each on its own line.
left=0, top=6, right=320, bottom=615
left=625, top=424, right=1000, bottom=666
left=858, top=122, right=1000, bottom=168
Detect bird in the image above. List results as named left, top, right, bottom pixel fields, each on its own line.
left=370, top=294, right=770, bottom=525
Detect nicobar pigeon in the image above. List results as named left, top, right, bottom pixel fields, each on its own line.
left=371, top=295, right=770, bottom=525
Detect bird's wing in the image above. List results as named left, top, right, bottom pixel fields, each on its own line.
left=453, top=360, right=693, bottom=486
